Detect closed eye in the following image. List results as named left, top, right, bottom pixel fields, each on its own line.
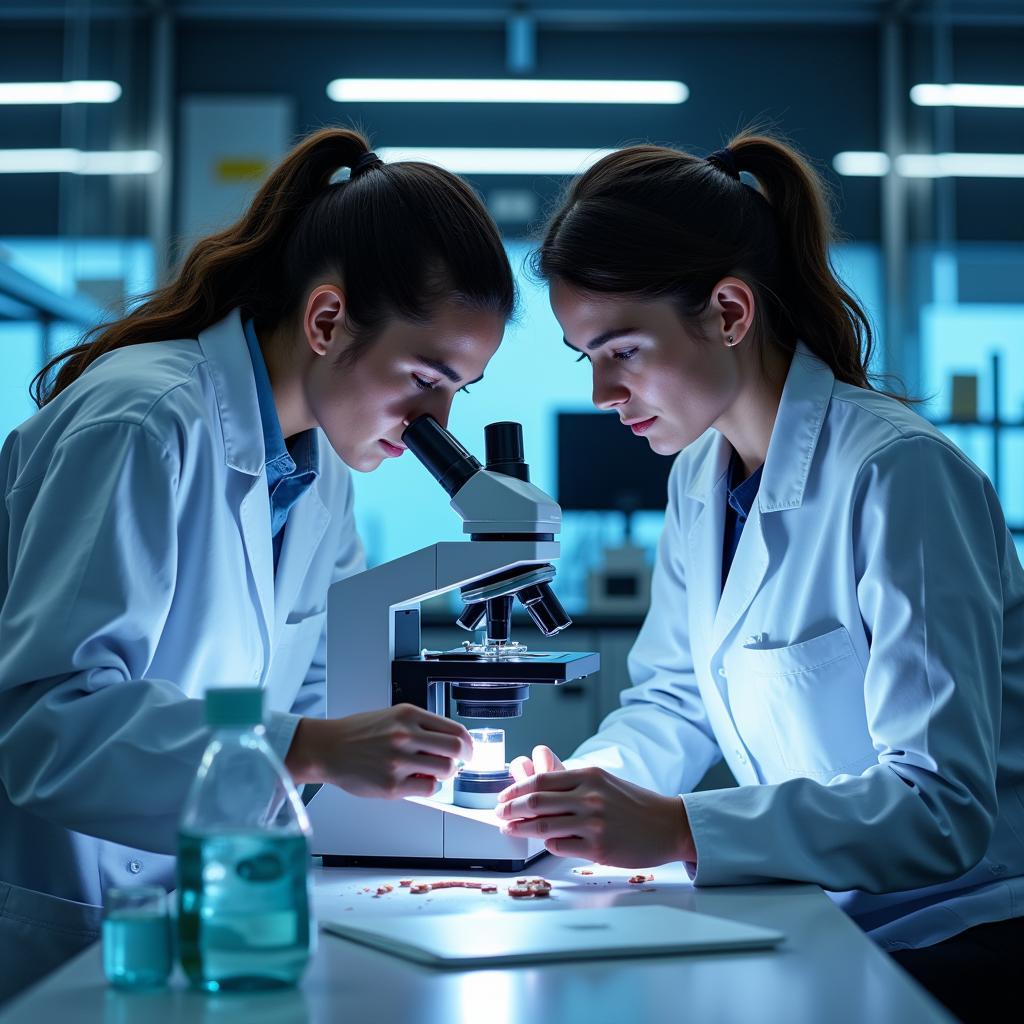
left=415, top=373, right=472, bottom=395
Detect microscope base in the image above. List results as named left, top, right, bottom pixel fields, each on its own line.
left=320, top=851, right=546, bottom=873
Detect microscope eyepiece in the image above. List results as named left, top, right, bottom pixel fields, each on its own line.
left=484, top=422, right=530, bottom=482
left=402, top=415, right=481, bottom=497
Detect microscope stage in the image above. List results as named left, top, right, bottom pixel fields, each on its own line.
left=393, top=649, right=599, bottom=685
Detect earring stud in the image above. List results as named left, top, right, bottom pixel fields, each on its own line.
left=726, top=334, right=735, bottom=345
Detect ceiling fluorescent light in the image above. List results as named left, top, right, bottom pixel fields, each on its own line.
left=328, top=78, right=687, bottom=105
left=0, top=149, right=161, bottom=174
left=832, top=151, right=891, bottom=176
left=0, top=81, right=122, bottom=104
left=910, top=83, right=1024, bottom=108
left=834, top=150, right=1024, bottom=178
left=897, top=153, right=1024, bottom=177
left=376, top=147, right=616, bottom=175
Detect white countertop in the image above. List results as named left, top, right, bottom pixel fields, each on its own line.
left=0, top=856, right=955, bottom=1024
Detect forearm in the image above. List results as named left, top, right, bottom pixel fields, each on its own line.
left=681, top=764, right=990, bottom=890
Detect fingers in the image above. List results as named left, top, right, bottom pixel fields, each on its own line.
left=396, top=705, right=473, bottom=760
left=415, top=712, right=474, bottom=761
left=544, top=837, right=590, bottom=858
left=533, top=745, right=564, bottom=774
left=499, top=768, right=582, bottom=803
left=496, top=790, right=579, bottom=820
left=509, top=756, right=536, bottom=784
left=500, top=813, right=583, bottom=841
left=405, top=751, right=460, bottom=780
left=392, top=773, right=440, bottom=799
left=410, top=728, right=469, bottom=761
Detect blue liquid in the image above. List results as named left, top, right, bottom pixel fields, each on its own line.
left=103, top=913, right=171, bottom=988
left=177, top=830, right=312, bottom=992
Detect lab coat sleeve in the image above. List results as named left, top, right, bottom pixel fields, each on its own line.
left=0, top=421, right=300, bottom=855
left=682, top=435, right=1003, bottom=891
left=567, top=461, right=722, bottom=794
left=288, top=473, right=366, bottom=720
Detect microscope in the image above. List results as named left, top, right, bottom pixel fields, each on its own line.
left=307, top=416, right=599, bottom=871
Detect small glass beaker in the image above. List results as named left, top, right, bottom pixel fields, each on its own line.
left=103, top=885, right=172, bottom=989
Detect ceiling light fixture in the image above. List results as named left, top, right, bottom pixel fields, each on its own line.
left=328, top=78, right=687, bottom=105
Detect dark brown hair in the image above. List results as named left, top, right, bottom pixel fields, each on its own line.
left=33, top=127, right=514, bottom=406
left=534, top=129, right=883, bottom=391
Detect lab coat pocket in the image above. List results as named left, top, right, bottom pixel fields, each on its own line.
left=729, top=626, right=876, bottom=780
left=0, top=881, right=102, bottom=1006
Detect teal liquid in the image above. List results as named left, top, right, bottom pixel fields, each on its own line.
left=177, top=830, right=312, bottom=992
left=103, top=913, right=171, bottom=988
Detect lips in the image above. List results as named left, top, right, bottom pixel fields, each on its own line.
left=627, top=416, right=657, bottom=436
left=379, top=439, right=406, bottom=457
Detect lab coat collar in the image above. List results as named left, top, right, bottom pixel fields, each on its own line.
left=685, top=341, right=834, bottom=510
left=197, top=309, right=267, bottom=477
left=757, top=341, right=833, bottom=514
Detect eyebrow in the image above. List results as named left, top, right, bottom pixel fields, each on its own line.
left=417, top=355, right=484, bottom=387
left=562, top=328, right=638, bottom=353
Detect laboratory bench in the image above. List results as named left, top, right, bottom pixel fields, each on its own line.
left=0, top=857, right=955, bottom=1024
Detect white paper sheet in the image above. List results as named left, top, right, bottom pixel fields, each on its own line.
left=404, top=795, right=503, bottom=829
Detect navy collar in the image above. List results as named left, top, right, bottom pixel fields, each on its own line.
left=727, top=450, right=763, bottom=519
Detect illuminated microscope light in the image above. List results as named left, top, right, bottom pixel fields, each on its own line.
left=454, top=728, right=513, bottom=810
left=466, top=728, right=506, bottom=772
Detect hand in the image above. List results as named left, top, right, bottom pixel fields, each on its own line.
left=509, top=744, right=565, bottom=783
left=495, top=765, right=696, bottom=868
left=286, top=704, right=473, bottom=799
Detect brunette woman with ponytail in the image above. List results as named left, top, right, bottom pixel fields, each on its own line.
left=0, top=127, right=513, bottom=1001
left=497, top=132, right=1024, bottom=1018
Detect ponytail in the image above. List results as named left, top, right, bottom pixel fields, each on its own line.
left=33, top=127, right=513, bottom=406
left=727, top=131, right=875, bottom=389
left=535, top=128, right=889, bottom=394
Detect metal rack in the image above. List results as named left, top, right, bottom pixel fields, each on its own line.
left=0, top=258, right=102, bottom=360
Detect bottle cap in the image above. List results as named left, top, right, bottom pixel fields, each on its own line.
left=205, top=686, right=263, bottom=728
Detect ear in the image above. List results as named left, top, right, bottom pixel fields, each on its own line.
left=302, top=285, right=347, bottom=357
left=709, top=277, right=755, bottom=348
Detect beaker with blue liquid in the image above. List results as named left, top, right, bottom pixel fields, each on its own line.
left=103, top=885, right=172, bottom=989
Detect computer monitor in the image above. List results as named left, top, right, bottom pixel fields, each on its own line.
left=556, top=412, right=673, bottom=520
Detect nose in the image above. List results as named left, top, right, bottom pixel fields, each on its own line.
left=591, top=368, right=630, bottom=412
left=406, top=392, right=453, bottom=432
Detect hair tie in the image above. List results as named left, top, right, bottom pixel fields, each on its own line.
left=351, top=150, right=383, bottom=179
left=706, top=147, right=740, bottom=181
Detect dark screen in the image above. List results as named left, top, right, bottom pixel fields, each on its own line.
left=556, top=412, right=673, bottom=512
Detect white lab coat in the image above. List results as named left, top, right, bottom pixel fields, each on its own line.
left=571, top=342, right=1024, bottom=950
left=0, top=310, right=364, bottom=1001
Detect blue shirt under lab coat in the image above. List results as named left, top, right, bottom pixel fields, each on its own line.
left=721, top=453, right=763, bottom=589
left=569, top=341, right=1024, bottom=952
left=0, top=310, right=364, bottom=1002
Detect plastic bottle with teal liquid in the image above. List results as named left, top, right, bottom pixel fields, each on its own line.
left=178, top=686, right=314, bottom=991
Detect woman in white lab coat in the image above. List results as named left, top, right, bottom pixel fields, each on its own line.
left=0, top=127, right=511, bottom=1003
left=496, top=133, right=1024, bottom=1020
